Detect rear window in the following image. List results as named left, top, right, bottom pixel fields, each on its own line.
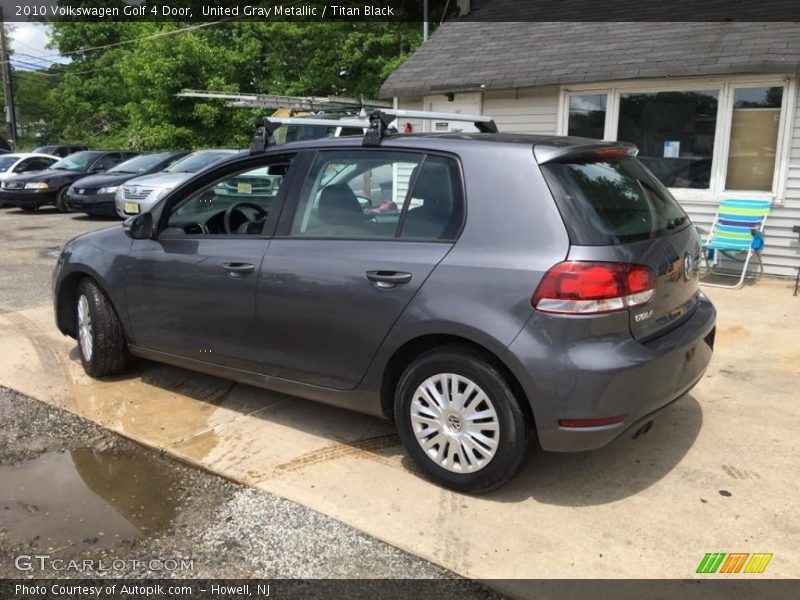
left=541, top=157, right=689, bottom=245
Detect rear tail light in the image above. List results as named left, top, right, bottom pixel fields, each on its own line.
left=532, top=261, right=656, bottom=315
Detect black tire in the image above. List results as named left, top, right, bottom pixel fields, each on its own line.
left=394, top=345, right=531, bottom=493
left=75, top=279, right=129, bottom=378
left=20, top=204, right=38, bottom=213
left=56, top=188, right=71, bottom=213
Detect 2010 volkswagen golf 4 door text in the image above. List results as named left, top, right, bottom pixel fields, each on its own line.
left=53, top=131, right=716, bottom=493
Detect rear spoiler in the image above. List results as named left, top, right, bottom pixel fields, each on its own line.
left=534, top=142, right=638, bottom=165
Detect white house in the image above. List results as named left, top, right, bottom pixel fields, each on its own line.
left=381, top=21, right=800, bottom=277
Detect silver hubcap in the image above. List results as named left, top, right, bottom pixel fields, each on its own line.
left=410, top=373, right=500, bottom=474
left=77, top=295, right=93, bottom=362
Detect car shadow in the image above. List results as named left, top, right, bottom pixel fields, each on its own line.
left=486, top=394, right=703, bottom=506
left=70, top=214, right=121, bottom=222
left=78, top=352, right=703, bottom=505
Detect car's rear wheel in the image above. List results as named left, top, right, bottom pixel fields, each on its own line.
left=56, top=188, right=70, bottom=213
left=395, top=346, right=531, bottom=493
left=76, top=279, right=128, bottom=378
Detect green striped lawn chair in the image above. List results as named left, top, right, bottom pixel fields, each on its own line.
left=701, top=199, right=771, bottom=289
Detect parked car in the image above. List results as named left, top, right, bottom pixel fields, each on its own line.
left=53, top=130, right=716, bottom=493
left=66, top=151, right=189, bottom=217
left=1, top=151, right=138, bottom=212
left=32, top=144, right=89, bottom=158
left=0, top=153, right=60, bottom=208
left=0, top=153, right=60, bottom=181
left=115, top=149, right=238, bottom=217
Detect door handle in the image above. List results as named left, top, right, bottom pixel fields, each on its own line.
left=222, top=262, right=255, bottom=278
left=366, top=270, right=412, bottom=288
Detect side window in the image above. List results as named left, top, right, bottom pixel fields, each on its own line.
left=399, top=156, right=464, bottom=241
left=95, top=153, right=124, bottom=171
left=165, top=162, right=290, bottom=236
left=290, top=150, right=422, bottom=238
left=16, top=157, right=53, bottom=172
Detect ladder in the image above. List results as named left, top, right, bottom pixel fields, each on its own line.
left=250, top=109, right=498, bottom=153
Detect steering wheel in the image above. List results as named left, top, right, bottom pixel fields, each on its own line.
left=224, top=201, right=268, bottom=234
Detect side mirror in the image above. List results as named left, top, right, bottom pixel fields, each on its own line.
left=123, top=212, right=154, bottom=240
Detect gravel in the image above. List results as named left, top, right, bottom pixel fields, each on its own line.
left=0, top=386, right=497, bottom=594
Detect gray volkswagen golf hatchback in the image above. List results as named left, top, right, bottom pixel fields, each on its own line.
left=53, top=116, right=715, bottom=492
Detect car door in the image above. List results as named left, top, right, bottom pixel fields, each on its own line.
left=124, top=154, right=298, bottom=372
left=258, top=149, right=465, bottom=389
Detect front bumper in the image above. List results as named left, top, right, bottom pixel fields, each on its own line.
left=115, top=195, right=159, bottom=218
left=508, top=294, right=717, bottom=452
left=66, top=191, right=118, bottom=216
left=0, top=189, right=58, bottom=207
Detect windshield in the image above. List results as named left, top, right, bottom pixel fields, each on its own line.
left=0, top=156, right=18, bottom=170
left=51, top=152, right=102, bottom=172
left=166, top=151, right=233, bottom=174
left=32, top=146, right=56, bottom=154
left=109, top=153, right=169, bottom=174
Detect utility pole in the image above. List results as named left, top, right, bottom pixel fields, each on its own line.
left=0, top=8, right=18, bottom=149
left=423, top=0, right=429, bottom=41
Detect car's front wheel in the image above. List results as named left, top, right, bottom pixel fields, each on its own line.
left=76, top=279, right=129, bottom=378
left=395, top=346, right=531, bottom=493
left=56, top=188, right=70, bottom=213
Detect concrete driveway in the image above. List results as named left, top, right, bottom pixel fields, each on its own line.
left=0, top=208, right=798, bottom=594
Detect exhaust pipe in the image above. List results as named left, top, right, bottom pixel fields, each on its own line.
left=632, top=420, right=653, bottom=439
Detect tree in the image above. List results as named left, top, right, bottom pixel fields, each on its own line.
left=36, top=20, right=431, bottom=149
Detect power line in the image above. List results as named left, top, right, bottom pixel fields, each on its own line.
left=0, top=19, right=232, bottom=66
left=12, top=50, right=69, bottom=66
left=11, top=60, right=120, bottom=78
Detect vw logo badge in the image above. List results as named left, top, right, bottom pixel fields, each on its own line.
left=446, top=413, right=463, bottom=432
left=683, top=254, right=694, bottom=281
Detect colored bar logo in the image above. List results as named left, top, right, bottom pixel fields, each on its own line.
left=697, top=553, right=773, bottom=574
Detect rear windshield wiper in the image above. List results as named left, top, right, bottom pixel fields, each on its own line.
left=666, top=216, right=688, bottom=230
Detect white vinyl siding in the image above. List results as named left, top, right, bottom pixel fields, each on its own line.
left=482, top=87, right=559, bottom=134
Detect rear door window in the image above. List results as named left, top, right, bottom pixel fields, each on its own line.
left=541, top=157, right=688, bottom=245
left=289, top=150, right=464, bottom=241
left=290, top=150, right=422, bottom=239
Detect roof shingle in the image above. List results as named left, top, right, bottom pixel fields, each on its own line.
left=380, top=22, right=800, bottom=98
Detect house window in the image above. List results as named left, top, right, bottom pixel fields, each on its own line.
left=725, top=86, right=783, bottom=191
left=618, top=90, right=719, bottom=190
left=560, top=79, right=793, bottom=200
left=568, top=94, right=607, bottom=139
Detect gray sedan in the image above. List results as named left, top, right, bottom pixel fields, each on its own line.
left=115, top=149, right=238, bottom=217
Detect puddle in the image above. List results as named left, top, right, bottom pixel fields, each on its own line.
left=0, top=448, right=183, bottom=549
left=38, top=246, right=61, bottom=259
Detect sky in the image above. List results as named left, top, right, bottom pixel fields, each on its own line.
left=9, top=22, right=68, bottom=70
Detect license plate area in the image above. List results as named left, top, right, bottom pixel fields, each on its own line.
left=124, top=202, right=140, bottom=214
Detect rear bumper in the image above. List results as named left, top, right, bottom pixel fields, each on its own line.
left=508, top=294, right=716, bottom=452
left=66, top=192, right=118, bottom=216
